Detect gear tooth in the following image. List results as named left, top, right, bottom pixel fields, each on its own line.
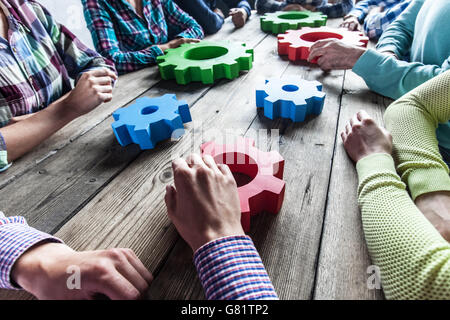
left=201, top=137, right=285, bottom=232
left=157, top=40, right=253, bottom=84
left=111, top=94, right=191, bottom=150
left=257, top=78, right=326, bottom=122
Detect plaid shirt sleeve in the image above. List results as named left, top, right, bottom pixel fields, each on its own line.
left=0, top=211, right=62, bottom=290
left=31, top=0, right=116, bottom=80
left=363, top=0, right=412, bottom=40
left=347, top=0, right=381, bottom=21
left=83, top=0, right=165, bottom=74
left=0, top=133, right=10, bottom=172
left=194, top=235, right=278, bottom=300
left=317, top=0, right=354, bottom=18
left=164, top=0, right=205, bottom=39
left=255, top=0, right=288, bottom=14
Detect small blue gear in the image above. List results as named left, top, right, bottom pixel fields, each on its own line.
left=256, top=77, right=326, bottom=122
left=112, top=94, right=192, bottom=150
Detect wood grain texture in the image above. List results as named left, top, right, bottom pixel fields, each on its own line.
left=0, top=15, right=268, bottom=300
left=0, top=15, right=265, bottom=235
left=148, top=18, right=348, bottom=300
left=312, top=70, right=391, bottom=300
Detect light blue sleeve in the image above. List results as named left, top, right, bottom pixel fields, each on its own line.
left=353, top=49, right=450, bottom=100
left=375, top=0, right=423, bottom=57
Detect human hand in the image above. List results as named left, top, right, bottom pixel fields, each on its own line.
left=308, top=39, right=367, bottom=71
left=341, top=110, right=393, bottom=163
left=229, top=8, right=248, bottom=28
left=158, top=38, right=201, bottom=52
left=340, top=15, right=361, bottom=31
left=65, top=68, right=117, bottom=118
left=11, top=242, right=153, bottom=300
left=214, top=7, right=225, bottom=19
left=416, top=191, right=450, bottom=242
left=283, top=4, right=307, bottom=11
left=165, top=154, right=244, bottom=252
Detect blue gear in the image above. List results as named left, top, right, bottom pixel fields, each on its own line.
left=256, top=77, right=326, bottom=122
left=112, top=94, right=192, bottom=150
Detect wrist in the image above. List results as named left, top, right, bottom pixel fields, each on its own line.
left=11, top=242, right=72, bottom=291
left=192, top=226, right=245, bottom=252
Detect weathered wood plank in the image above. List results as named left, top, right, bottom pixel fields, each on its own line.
left=0, top=13, right=258, bottom=190
left=312, top=70, right=389, bottom=300
left=148, top=19, right=347, bottom=300
left=0, top=15, right=267, bottom=300
left=0, top=15, right=265, bottom=235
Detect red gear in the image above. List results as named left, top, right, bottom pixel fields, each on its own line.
left=201, top=137, right=285, bottom=232
left=278, top=27, right=369, bottom=63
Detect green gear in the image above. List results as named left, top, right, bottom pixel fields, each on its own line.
left=156, top=41, right=254, bottom=85
left=261, top=11, right=327, bottom=34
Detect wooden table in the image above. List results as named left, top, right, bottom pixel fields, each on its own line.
left=0, top=15, right=389, bottom=300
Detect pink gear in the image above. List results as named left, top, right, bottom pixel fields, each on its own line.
left=278, top=27, right=369, bottom=63
left=201, top=137, right=286, bottom=232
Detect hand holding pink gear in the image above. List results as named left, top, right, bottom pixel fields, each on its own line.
left=278, top=27, right=369, bottom=63
left=201, top=137, right=285, bottom=232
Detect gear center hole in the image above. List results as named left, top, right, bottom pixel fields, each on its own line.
left=282, top=85, right=299, bottom=92
left=300, top=32, right=343, bottom=42
left=184, top=46, right=229, bottom=60
left=278, top=12, right=309, bottom=20
left=214, top=152, right=258, bottom=187
left=141, top=106, right=159, bottom=115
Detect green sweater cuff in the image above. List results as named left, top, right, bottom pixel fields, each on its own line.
left=405, top=166, right=450, bottom=200
left=356, top=153, right=397, bottom=182
left=353, top=48, right=386, bottom=80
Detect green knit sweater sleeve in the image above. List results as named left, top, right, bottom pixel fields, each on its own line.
left=384, top=70, right=450, bottom=200
left=357, top=153, right=450, bottom=300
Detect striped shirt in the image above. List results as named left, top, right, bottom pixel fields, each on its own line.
left=0, top=0, right=115, bottom=171
left=256, top=0, right=354, bottom=18
left=82, top=0, right=205, bottom=74
left=194, top=236, right=278, bottom=300
left=0, top=213, right=278, bottom=300
left=348, top=0, right=411, bottom=40
left=0, top=211, right=61, bottom=289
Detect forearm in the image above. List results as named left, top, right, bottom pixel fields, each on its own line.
left=0, top=95, right=76, bottom=163
left=107, top=46, right=164, bottom=74
left=415, top=192, right=450, bottom=241
left=383, top=70, right=450, bottom=198
left=194, top=236, right=278, bottom=300
left=353, top=49, right=449, bottom=99
left=357, top=153, right=450, bottom=299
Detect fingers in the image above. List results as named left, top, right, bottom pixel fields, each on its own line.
left=356, top=110, right=371, bottom=122
left=172, top=157, right=190, bottom=173
left=88, top=68, right=117, bottom=81
left=186, top=153, right=204, bottom=168
left=97, top=269, right=141, bottom=300
left=164, top=184, right=177, bottom=215
left=202, top=154, right=222, bottom=174
left=98, top=92, right=113, bottom=103
left=218, top=163, right=233, bottom=180
left=94, top=85, right=113, bottom=94
left=93, top=76, right=113, bottom=86
left=122, top=249, right=153, bottom=284
left=116, top=258, right=149, bottom=295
